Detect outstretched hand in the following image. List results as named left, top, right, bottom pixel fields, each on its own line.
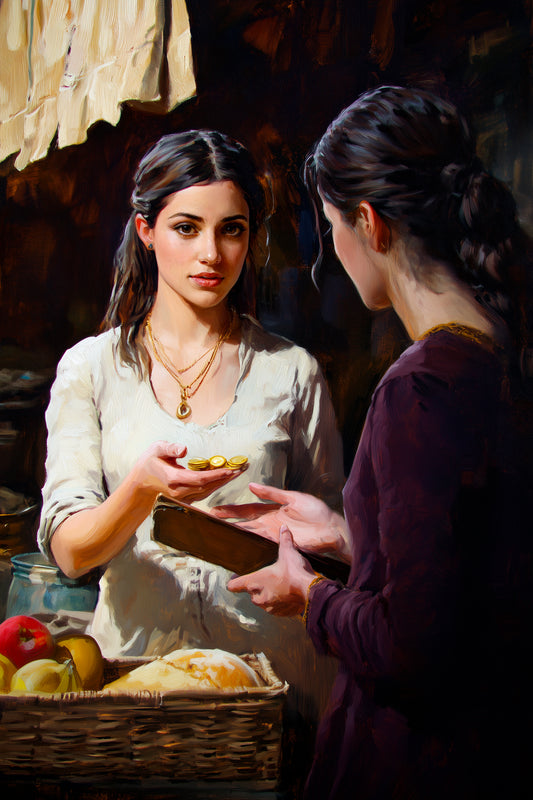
left=227, top=526, right=317, bottom=616
left=213, top=482, right=351, bottom=561
left=50, top=439, right=243, bottom=580
left=132, top=441, right=241, bottom=506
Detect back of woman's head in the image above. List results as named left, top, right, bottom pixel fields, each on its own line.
left=306, top=85, right=531, bottom=356
left=103, top=130, right=267, bottom=369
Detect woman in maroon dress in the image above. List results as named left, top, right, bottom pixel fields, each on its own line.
left=224, top=86, right=533, bottom=799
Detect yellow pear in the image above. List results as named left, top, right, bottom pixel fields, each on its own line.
left=55, top=633, right=104, bottom=690
left=0, top=653, right=16, bottom=692
left=11, top=657, right=82, bottom=694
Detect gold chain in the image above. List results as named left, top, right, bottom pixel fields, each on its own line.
left=150, top=333, right=219, bottom=375
left=145, top=312, right=234, bottom=419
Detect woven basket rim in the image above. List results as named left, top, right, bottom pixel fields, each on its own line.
left=0, top=682, right=289, bottom=708
left=0, top=650, right=289, bottom=708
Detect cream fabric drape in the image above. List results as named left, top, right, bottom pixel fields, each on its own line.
left=0, top=0, right=196, bottom=170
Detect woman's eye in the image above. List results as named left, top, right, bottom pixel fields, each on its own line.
left=175, top=223, right=196, bottom=236
left=222, top=223, right=247, bottom=237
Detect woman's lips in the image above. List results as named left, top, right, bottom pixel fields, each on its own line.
left=190, top=273, right=224, bottom=287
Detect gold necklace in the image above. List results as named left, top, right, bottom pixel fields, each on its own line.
left=150, top=330, right=219, bottom=375
left=145, top=312, right=234, bottom=419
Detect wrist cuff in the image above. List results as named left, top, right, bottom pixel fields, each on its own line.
left=302, top=573, right=325, bottom=624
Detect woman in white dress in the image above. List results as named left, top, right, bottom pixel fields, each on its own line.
left=37, top=130, right=344, bottom=730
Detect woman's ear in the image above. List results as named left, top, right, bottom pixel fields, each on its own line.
left=135, top=214, right=153, bottom=249
left=356, top=202, right=390, bottom=254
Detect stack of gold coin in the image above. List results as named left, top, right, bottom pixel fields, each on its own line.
left=208, top=455, right=226, bottom=468
left=187, top=455, right=248, bottom=471
left=227, top=456, right=248, bottom=470
left=187, top=457, right=210, bottom=471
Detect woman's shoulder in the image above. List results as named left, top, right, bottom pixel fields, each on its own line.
left=240, top=315, right=321, bottom=377
left=374, top=330, right=503, bottom=408
left=55, top=328, right=120, bottom=376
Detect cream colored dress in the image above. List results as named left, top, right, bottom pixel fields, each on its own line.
left=38, top=316, right=345, bottom=719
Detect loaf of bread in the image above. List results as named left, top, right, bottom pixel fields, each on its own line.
left=102, top=648, right=262, bottom=693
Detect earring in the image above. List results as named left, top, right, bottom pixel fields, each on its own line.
left=379, top=240, right=388, bottom=253
left=148, top=243, right=154, bottom=250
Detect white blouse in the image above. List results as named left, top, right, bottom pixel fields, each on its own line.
left=38, top=316, right=344, bottom=718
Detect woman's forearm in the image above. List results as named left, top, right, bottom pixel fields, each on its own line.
left=50, top=473, right=157, bottom=578
left=49, top=441, right=240, bottom=578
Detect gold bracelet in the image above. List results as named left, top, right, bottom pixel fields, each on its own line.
left=302, top=574, right=325, bottom=625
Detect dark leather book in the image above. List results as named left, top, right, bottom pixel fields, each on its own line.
left=152, top=496, right=350, bottom=583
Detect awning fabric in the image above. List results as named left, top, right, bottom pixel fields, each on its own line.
left=0, top=0, right=196, bottom=170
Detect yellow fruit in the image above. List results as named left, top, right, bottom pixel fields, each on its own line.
left=11, top=658, right=82, bottom=694
left=0, top=653, right=16, bottom=692
left=55, top=633, right=104, bottom=690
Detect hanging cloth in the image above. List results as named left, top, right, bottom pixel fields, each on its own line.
left=0, top=0, right=196, bottom=170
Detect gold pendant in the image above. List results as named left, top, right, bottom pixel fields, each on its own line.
left=176, top=400, right=191, bottom=419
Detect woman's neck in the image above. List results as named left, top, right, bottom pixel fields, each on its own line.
left=148, top=296, right=233, bottom=350
left=386, top=247, right=495, bottom=341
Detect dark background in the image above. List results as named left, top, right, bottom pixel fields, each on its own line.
left=1, top=0, right=532, bottom=496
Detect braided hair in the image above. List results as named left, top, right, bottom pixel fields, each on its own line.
left=305, top=86, right=532, bottom=369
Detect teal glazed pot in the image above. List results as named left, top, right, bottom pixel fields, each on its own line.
left=6, top=552, right=99, bottom=619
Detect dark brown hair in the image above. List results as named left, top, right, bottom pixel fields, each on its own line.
left=305, top=85, right=532, bottom=362
left=102, top=130, right=268, bottom=372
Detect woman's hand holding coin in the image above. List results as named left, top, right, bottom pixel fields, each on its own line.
left=131, top=443, right=246, bottom=506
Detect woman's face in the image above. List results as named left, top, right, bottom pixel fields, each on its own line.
left=322, top=200, right=389, bottom=310
left=137, top=180, right=250, bottom=311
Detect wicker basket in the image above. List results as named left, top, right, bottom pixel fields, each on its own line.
left=0, top=652, right=288, bottom=787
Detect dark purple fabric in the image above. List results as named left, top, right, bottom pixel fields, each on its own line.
left=304, top=331, right=533, bottom=799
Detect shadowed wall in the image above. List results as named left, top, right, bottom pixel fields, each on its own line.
left=1, top=0, right=532, bottom=488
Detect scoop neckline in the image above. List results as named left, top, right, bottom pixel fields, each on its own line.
left=417, top=322, right=496, bottom=348
left=144, top=315, right=253, bottom=430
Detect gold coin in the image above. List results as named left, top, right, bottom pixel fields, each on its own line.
left=187, top=457, right=210, bottom=471
left=227, top=455, right=248, bottom=470
left=209, top=455, right=227, bottom=469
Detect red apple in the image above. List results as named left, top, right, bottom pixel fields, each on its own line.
left=0, top=615, right=55, bottom=668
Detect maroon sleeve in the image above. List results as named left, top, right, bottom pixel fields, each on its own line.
left=306, top=370, right=485, bottom=684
